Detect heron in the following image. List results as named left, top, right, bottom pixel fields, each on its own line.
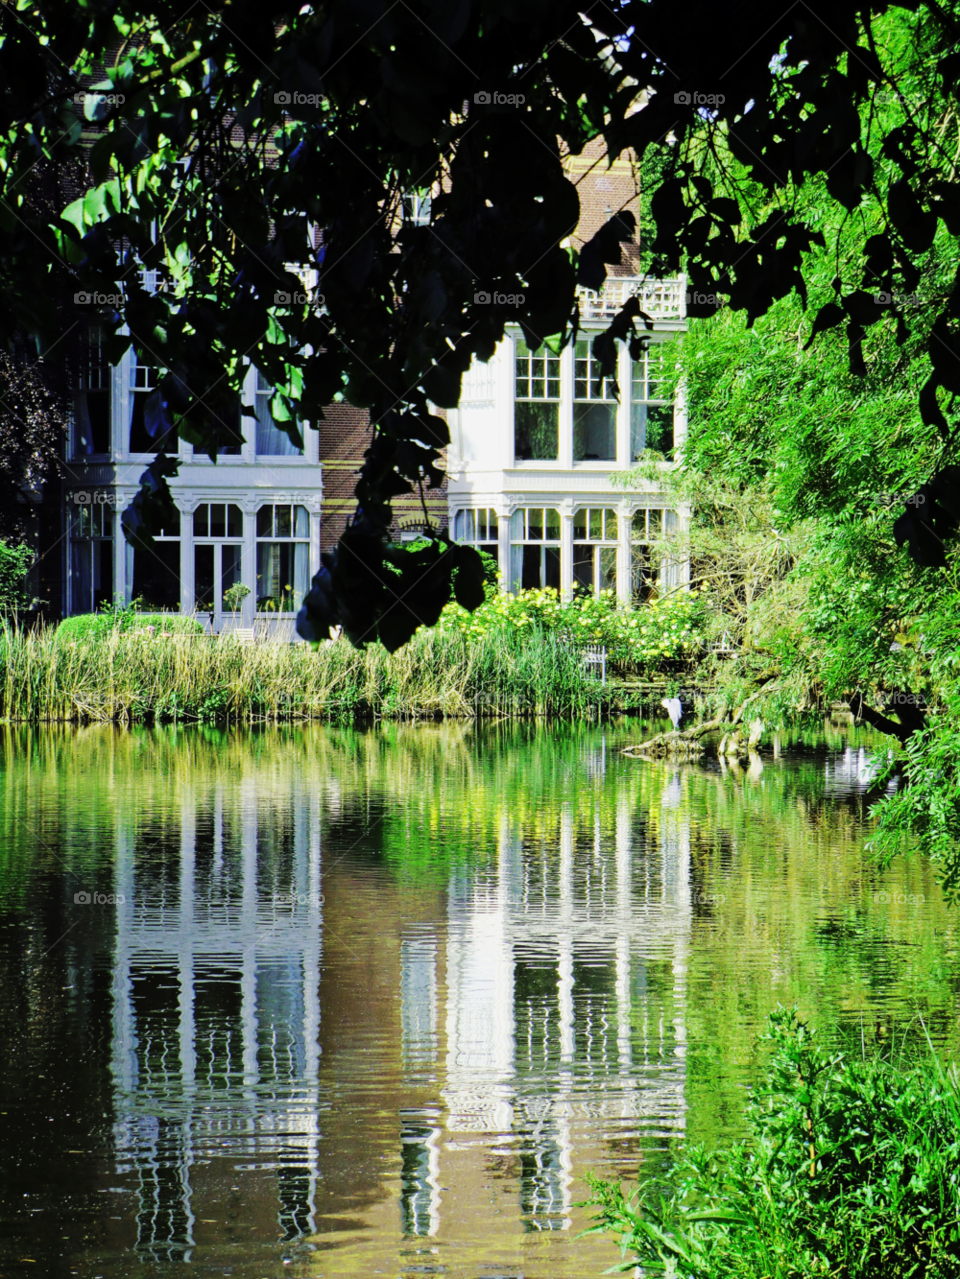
left=661, top=697, right=683, bottom=730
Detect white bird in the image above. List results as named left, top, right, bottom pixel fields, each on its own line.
left=661, top=697, right=683, bottom=730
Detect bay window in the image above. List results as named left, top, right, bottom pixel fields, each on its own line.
left=573, top=508, right=618, bottom=595
left=509, top=508, right=560, bottom=592
left=630, top=343, right=674, bottom=458
left=453, top=508, right=499, bottom=568
left=514, top=339, right=559, bottom=461
left=73, top=327, right=110, bottom=457
left=194, top=503, right=243, bottom=612
left=257, top=504, right=310, bottom=612
left=69, top=502, right=113, bottom=613
left=574, top=338, right=617, bottom=461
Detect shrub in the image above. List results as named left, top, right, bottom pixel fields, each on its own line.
left=583, top=1008, right=960, bottom=1279
left=56, top=611, right=204, bottom=641
left=438, top=585, right=707, bottom=670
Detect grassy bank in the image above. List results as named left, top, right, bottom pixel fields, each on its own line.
left=584, top=1009, right=960, bottom=1279
left=0, top=620, right=623, bottom=723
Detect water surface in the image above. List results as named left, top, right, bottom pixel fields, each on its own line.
left=0, top=723, right=957, bottom=1278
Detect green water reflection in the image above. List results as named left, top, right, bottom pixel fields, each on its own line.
left=0, top=722, right=956, bottom=1279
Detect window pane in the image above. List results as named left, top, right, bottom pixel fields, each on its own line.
left=487, top=509, right=499, bottom=537
left=464, top=509, right=476, bottom=540
left=254, top=374, right=301, bottom=456
left=605, top=509, right=618, bottom=540
left=227, top=505, right=243, bottom=538
left=70, top=542, right=91, bottom=615
left=544, top=547, right=560, bottom=591
left=648, top=509, right=663, bottom=537
left=665, top=509, right=679, bottom=534
left=630, top=401, right=647, bottom=460
left=93, top=541, right=113, bottom=611
left=454, top=510, right=464, bottom=539
left=573, top=544, right=593, bottom=592
left=221, top=544, right=243, bottom=609
left=75, top=390, right=111, bottom=456
left=599, top=547, right=617, bottom=594
left=521, top=544, right=541, bottom=590
left=589, top=509, right=603, bottom=540
left=528, top=508, right=542, bottom=541
left=133, top=541, right=180, bottom=610
left=157, top=511, right=181, bottom=537
left=480, top=543, right=499, bottom=566
left=293, top=505, right=309, bottom=538
left=573, top=402, right=616, bottom=461
left=573, top=510, right=587, bottom=540
left=210, top=504, right=226, bottom=539
left=275, top=505, right=292, bottom=537
left=646, top=404, right=674, bottom=454
left=632, top=543, right=654, bottom=604
left=194, top=505, right=209, bottom=539
left=510, top=510, right=524, bottom=541
left=545, top=508, right=560, bottom=539
left=257, top=506, right=273, bottom=538
left=195, top=544, right=214, bottom=609
left=515, top=402, right=559, bottom=461
left=632, top=510, right=647, bottom=541
left=257, top=542, right=309, bottom=611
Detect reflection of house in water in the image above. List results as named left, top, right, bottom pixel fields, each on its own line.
left=401, top=784, right=692, bottom=1235
left=110, top=786, right=323, bottom=1261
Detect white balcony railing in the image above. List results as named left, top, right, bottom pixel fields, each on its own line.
left=578, top=276, right=685, bottom=321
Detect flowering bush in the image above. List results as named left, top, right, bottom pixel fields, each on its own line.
left=438, top=585, right=706, bottom=670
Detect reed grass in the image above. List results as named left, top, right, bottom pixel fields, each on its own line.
left=0, top=620, right=609, bottom=723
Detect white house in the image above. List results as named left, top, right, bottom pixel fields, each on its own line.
left=446, top=277, right=689, bottom=604
left=64, top=321, right=322, bottom=634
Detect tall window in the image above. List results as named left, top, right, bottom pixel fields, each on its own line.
left=631, top=508, right=679, bottom=602
left=257, top=504, right=310, bottom=612
left=509, top=507, right=560, bottom=592
left=254, top=369, right=302, bottom=456
left=132, top=511, right=180, bottom=609
left=129, top=357, right=178, bottom=454
left=630, top=343, right=673, bottom=458
left=194, top=503, right=243, bottom=612
left=69, top=501, right=113, bottom=613
left=574, top=508, right=618, bottom=595
left=74, top=328, right=110, bottom=457
left=514, top=339, right=559, bottom=461
left=453, top=508, right=499, bottom=567
left=574, top=338, right=617, bottom=461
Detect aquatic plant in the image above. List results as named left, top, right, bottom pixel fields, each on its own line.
left=583, top=1008, right=960, bottom=1279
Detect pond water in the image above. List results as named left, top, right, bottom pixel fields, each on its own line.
left=0, top=722, right=958, bottom=1279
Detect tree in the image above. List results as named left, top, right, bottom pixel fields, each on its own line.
left=2, top=0, right=960, bottom=645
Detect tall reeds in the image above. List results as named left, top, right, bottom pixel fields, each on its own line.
left=0, top=620, right=607, bottom=723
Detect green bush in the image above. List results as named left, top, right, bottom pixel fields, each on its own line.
left=56, top=611, right=205, bottom=641
left=584, top=1008, right=960, bottom=1279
